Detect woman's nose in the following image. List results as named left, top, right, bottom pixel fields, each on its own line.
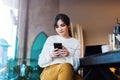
left=58, top=27, right=62, bottom=30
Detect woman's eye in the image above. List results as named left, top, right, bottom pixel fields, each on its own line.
left=61, top=24, right=66, bottom=27
left=55, top=26, right=59, bottom=28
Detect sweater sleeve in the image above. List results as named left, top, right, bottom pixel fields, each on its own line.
left=38, top=37, right=53, bottom=68
left=66, top=41, right=81, bottom=72
left=73, top=44, right=80, bottom=72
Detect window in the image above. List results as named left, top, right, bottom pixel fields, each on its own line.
left=0, top=0, right=18, bottom=79
left=0, top=0, right=18, bottom=59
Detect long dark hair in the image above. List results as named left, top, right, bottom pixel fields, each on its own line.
left=54, top=13, right=72, bottom=37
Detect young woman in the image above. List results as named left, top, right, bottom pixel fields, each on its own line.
left=38, top=13, right=83, bottom=80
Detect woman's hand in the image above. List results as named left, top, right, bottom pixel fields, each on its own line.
left=50, top=46, right=69, bottom=58
left=59, top=46, right=69, bottom=57
left=50, top=48, right=60, bottom=58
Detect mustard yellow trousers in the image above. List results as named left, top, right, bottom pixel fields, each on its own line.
left=40, top=63, right=83, bottom=80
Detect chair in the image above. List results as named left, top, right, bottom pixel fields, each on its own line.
left=30, top=32, right=47, bottom=67
left=30, top=32, right=47, bottom=80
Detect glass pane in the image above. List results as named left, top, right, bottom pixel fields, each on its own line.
left=0, top=0, right=18, bottom=79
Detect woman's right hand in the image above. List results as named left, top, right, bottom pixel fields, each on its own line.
left=50, top=48, right=60, bottom=58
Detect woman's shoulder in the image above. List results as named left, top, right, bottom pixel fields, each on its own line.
left=70, top=37, right=80, bottom=43
left=47, top=35, right=59, bottom=40
left=48, top=35, right=58, bottom=38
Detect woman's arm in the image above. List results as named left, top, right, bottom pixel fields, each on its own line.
left=66, top=42, right=81, bottom=72
left=73, top=46, right=81, bottom=72
left=38, top=37, right=53, bottom=67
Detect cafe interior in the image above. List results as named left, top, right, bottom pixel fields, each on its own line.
left=0, top=0, right=120, bottom=80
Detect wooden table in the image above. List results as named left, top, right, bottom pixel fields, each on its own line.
left=80, top=50, right=120, bottom=80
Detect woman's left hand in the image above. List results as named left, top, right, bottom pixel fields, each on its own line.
left=59, top=46, right=69, bottom=57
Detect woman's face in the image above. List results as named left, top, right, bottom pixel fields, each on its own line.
left=55, top=19, right=69, bottom=37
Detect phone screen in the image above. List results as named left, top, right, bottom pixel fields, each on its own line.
left=54, top=43, right=62, bottom=49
